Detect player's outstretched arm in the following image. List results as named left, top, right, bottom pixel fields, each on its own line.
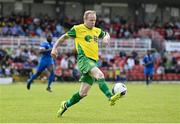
left=102, top=32, right=110, bottom=45
left=51, top=34, right=68, bottom=59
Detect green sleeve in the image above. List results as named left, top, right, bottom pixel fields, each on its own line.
left=98, top=29, right=106, bottom=38
left=66, top=27, right=76, bottom=38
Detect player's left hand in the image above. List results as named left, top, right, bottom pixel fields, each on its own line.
left=102, top=32, right=110, bottom=46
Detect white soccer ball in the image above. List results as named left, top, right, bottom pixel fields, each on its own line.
left=112, top=83, right=127, bottom=96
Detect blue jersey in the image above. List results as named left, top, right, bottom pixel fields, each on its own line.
left=143, top=54, right=154, bottom=75
left=36, top=41, right=54, bottom=72
left=143, top=54, right=154, bottom=68
left=39, top=41, right=54, bottom=59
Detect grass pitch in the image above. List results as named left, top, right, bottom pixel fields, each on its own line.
left=0, top=82, right=180, bottom=123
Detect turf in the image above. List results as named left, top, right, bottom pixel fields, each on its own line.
left=0, top=82, right=180, bottom=123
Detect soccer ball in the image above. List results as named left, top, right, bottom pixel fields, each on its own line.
left=112, top=83, right=127, bottom=96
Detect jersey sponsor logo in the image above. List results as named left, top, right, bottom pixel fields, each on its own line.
left=80, top=30, right=86, bottom=33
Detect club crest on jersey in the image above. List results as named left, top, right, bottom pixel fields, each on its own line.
left=84, top=35, right=92, bottom=42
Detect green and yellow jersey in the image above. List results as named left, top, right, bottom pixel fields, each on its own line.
left=65, top=24, right=106, bottom=61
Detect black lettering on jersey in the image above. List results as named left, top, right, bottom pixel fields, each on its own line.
left=94, top=36, right=98, bottom=42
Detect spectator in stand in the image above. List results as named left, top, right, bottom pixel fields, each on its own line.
left=21, top=49, right=30, bottom=62
left=175, top=62, right=180, bottom=73
left=53, top=23, right=65, bottom=37
left=113, top=59, right=126, bottom=83
left=72, top=65, right=80, bottom=80
left=101, top=57, right=109, bottom=67
left=127, top=55, right=135, bottom=70
left=156, top=63, right=165, bottom=80
left=131, top=50, right=139, bottom=65
left=0, top=67, right=3, bottom=77
left=2, top=23, right=12, bottom=36
left=29, top=50, right=38, bottom=63
left=165, top=23, right=174, bottom=40
left=131, top=50, right=138, bottom=59
left=60, top=54, right=68, bottom=80
left=5, top=65, right=12, bottom=76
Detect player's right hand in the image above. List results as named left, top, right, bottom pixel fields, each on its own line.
left=51, top=49, right=58, bottom=59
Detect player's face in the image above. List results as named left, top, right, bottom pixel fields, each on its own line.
left=147, top=50, right=151, bottom=54
left=47, top=36, right=52, bottom=42
left=84, top=14, right=96, bottom=29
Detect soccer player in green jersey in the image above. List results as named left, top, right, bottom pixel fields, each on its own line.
left=51, top=10, right=121, bottom=117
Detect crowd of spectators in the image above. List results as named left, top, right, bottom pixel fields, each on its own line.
left=0, top=13, right=180, bottom=40
left=0, top=14, right=65, bottom=37
left=0, top=13, right=180, bottom=81
left=0, top=48, right=180, bottom=81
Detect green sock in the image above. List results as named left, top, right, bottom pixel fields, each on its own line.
left=66, top=92, right=83, bottom=108
left=97, top=78, right=112, bottom=98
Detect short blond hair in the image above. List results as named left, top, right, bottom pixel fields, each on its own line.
left=83, top=10, right=96, bottom=20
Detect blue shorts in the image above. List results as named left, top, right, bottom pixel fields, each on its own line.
left=144, top=67, right=154, bottom=76
left=36, top=57, right=54, bottom=72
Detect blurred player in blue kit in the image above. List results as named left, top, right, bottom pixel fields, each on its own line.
left=27, top=34, right=55, bottom=92
left=143, top=50, right=155, bottom=85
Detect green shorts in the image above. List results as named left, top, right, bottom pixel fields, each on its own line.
left=77, top=56, right=97, bottom=85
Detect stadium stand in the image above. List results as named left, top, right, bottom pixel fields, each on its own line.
left=0, top=0, right=180, bottom=81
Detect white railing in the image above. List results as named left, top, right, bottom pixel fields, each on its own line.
left=0, top=36, right=151, bottom=53
left=100, top=38, right=151, bottom=54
